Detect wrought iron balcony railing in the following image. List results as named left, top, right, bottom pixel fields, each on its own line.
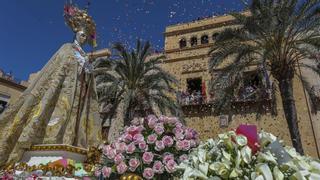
left=180, top=86, right=276, bottom=116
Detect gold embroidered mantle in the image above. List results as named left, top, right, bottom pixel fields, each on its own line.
left=0, top=43, right=102, bottom=167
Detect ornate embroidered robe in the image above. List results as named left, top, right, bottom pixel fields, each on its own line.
left=0, top=43, right=102, bottom=166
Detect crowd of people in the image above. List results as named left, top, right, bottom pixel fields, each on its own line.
left=235, top=84, right=271, bottom=102
left=176, top=84, right=272, bottom=106
left=177, top=90, right=206, bottom=105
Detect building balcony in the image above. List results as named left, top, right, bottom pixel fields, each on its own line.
left=179, top=86, right=276, bottom=117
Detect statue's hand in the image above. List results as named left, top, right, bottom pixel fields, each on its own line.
left=88, top=49, right=111, bottom=61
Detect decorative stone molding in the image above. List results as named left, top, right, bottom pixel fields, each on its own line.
left=182, top=62, right=206, bottom=74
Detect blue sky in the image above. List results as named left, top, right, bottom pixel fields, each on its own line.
left=0, top=0, right=244, bottom=80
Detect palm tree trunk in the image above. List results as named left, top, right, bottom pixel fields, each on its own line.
left=108, top=102, right=125, bottom=142
left=124, top=110, right=133, bottom=126
left=278, top=78, right=304, bottom=155
left=124, top=103, right=134, bottom=126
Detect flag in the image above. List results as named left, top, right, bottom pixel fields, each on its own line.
left=202, top=81, right=207, bottom=101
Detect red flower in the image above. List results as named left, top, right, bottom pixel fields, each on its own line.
left=236, top=124, right=260, bottom=153
left=64, top=5, right=76, bottom=16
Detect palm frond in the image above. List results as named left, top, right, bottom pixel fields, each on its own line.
left=298, top=63, right=320, bottom=77
left=96, top=40, right=179, bottom=123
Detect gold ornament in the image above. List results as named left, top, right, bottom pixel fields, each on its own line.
left=64, top=4, right=97, bottom=47
left=120, top=173, right=143, bottom=180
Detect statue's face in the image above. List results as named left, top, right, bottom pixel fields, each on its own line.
left=76, top=30, right=87, bottom=45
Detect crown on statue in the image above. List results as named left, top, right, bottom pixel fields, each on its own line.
left=64, top=3, right=97, bottom=47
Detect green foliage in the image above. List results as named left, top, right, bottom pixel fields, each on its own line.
left=94, top=40, right=181, bottom=125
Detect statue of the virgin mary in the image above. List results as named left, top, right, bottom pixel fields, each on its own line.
left=0, top=4, right=109, bottom=167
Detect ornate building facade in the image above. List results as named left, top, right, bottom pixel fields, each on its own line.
left=161, top=14, right=320, bottom=157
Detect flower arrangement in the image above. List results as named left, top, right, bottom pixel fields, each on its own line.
left=96, top=115, right=199, bottom=179
left=176, top=124, right=320, bottom=180
left=0, top=160, right=93, bottom=179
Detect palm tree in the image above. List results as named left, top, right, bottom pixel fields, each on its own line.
left=95, top=40, right=180, bottom=128
left=208, top=0, right=320, bottom=154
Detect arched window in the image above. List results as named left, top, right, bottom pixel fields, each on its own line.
left=201, top=35, right=209, bottom=44
left=212, top=33, right=219, bottom=41
left=179, top=38, right=187, bottom=48
left=190, top=36, right=198, bottom=46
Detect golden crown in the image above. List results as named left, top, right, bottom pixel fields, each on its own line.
left=64, top=4, right=97, bottom=47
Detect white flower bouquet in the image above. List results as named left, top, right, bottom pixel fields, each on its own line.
left=176, top=124, right=320, bottom=180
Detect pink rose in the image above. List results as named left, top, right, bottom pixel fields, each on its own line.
left=102, top=145, right=112, bottom=155
left=154, top=123, right=165, bottom=135
left=114, top=153, right=124, bottom=164
left=115, top=142, right=127, bottom=153
left=182, top=140, right=191, bottom=151
left=123, top=133, right=133, bottom=142
left=129, top=158, right=140, bottom=172
left=147, top=115, right=158, bottom=128
left=133, top=133, right=144, bottom=144
left=173, top=127, right=184, bottom=135
left=162, top=136, right=174, bottom=147
left=165, top=159, right=177, bottom=173
left=138, top=141, right=148, bottom=151
left=126, top=143, right=136, bottom=154
left=175, top=133, right=184, bottom=140
left=116, top=162, right=128, bottom=174
left=185, top=128, right=198, bottom=140
left=165, top=116, right=178, bottom=125
left=162, top=153, right=174, bottom=164
left=152, top=161, right=164, bottom=174
left=158, top=115, right=166, bottom=123
left=102, top=167, right=112, bottom=178
left=143, top=168, right=154, bottom=180
left=142, top=152, right=154, bottom=164
left=137, top=125, right=145, bottom=132
left=94, top=169, right=101, bottom=177
left=26, top=175, right=37, bottom=180
left=185, top=129, right=193, bottom=139
left=147, top=134, right=157, bottom=144
left=175, top=122, right=183, bottom=128
left=64, top=5, right=76, bottom=16
left=190, top=139, right=198, bottom=148
left=179, top=154, right=189, bottom=163
left=176, top=140, right=184, bottom=151
left=106, top=149, right=117, bottom=160
left=155, top=140, right=165, bottom=151
left=127, top=126, right=140, bottom=136
left=104, top=145, right=117, bottom=160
